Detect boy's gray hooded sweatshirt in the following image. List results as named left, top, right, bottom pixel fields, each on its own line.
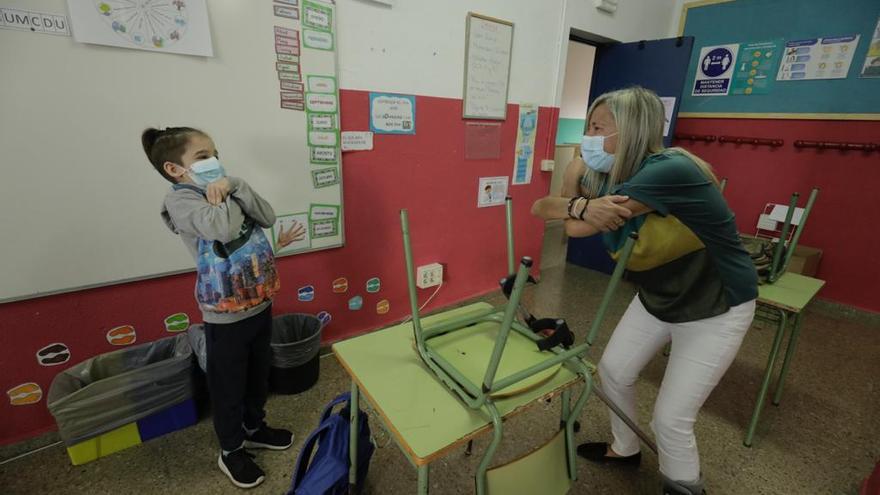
left=161, top=177, right=277, bottom=324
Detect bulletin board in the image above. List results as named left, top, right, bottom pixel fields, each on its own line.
left=0, top=0, right=343, bottom=302
left=462, top=12, right=514, bottom=120
left=677, top=0, right=880, bottom=119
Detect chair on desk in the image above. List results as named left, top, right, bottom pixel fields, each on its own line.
left=397, top=199, right=638, bottom=495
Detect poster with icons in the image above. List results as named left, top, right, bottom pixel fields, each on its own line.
left=776, top=35, right=861, bottom=81
left=692, top=43, right=740, bottom=96
left=860, top=17, right=880, bottom=78
left=730, top=39, right=782, bottom=95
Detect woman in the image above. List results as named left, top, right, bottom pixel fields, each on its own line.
left=531, top=87, right=758, bottom=495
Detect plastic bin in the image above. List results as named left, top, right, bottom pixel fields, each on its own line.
left=47, top=334, right=195, bottom=464
left=270, top=313, right=322, bottom=395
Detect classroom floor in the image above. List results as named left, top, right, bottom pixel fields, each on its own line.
left=2, top=262, right=878, bottom=495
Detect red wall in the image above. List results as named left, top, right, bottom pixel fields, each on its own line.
left=0, top=89, right=557, bottom=446
left=674, top=117, right=880, bottom=313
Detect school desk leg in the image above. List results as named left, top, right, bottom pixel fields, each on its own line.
left=773, top=312, right=803, bottom=406
left=417, top=464, right=430, bottom=495
left=744, top=309, right=787, bottom=447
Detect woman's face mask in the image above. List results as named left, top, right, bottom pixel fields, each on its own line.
left=581, top=132, right=618, bottom=173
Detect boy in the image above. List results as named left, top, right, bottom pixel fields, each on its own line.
left=143, top=126, right=299, bottom=489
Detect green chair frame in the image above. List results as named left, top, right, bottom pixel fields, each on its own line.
left=395, top=199, right=637, bottom=494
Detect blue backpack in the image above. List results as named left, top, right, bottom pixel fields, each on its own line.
left=288, top=392, right=375, bottom=495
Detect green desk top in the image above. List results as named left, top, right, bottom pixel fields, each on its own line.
left=758, top=272, right=825, bottom=313
left=332, top=303, right=585, bottom=465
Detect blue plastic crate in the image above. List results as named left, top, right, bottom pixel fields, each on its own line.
left=136, top=399, right=197, bottom=442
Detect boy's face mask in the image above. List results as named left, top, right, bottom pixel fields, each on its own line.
left=183, top=156, right=226, bottom=186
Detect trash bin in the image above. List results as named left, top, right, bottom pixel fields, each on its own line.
left=270, top=313, right=322, bottom=395
left=187, top=323, right=208, bottom=373
left=47, top=333, right=195, bottom=465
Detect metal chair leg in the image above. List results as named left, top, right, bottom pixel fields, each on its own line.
left=744, top=309, right=787, bottom=447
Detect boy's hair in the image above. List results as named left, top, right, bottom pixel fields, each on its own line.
left=141, top=127, right=207, bottom=183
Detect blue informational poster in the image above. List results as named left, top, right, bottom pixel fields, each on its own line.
left=369, top=92, right=416, bottom=135
left=731, top=39, right=783, bottom=95
left=692, top=43, right=739, bottom=96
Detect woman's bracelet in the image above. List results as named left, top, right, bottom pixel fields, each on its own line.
left=566, top=197, right=580, bottom=219
left=567, top=196, right=588, bottom=220
left=578, top=197, right=590, bottom=220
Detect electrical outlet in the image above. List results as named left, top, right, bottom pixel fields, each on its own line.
left=416, top=262, right=443, bottom=289
left=540, top=159, right=555, bottom=171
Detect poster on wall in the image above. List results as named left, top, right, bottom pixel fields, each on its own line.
left=462, top=13, right=514, bottom=120
left=692, top=44, right=739, bottom=96
left=477, top=176, right=508, bottom=208
left=271, top=213, right=310, bottom=254
left=66, top=0, right=214, bottom=56
left=511, top=103, right=538, bottom=185
left=0, top=7, right=70, bottom=36
left=659, top=97, right=676, bottom=137
left=370, top=92, right=416, bottom=134
left=776, top=35, right=861, bottom=81
left=860, top=17, right=880, bottom=78
left=730, top=39, right=782, bottom=95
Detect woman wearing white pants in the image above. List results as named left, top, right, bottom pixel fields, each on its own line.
left=532, top=86, right=758, bottom=494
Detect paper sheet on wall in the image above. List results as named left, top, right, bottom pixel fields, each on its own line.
left=860, top=17, right=880, bottom=78
left=478, top=176, right=508, bottom=208
left=730, top=40, right=782, bottom=95
left=465, top=122, right=502, bottom=160
left=692, top=44, right=739, bottom=96
left=776, top=35, right=860, bottom=81
left=660, top=97, right=676, bottom=137
left=370, top=92, right=415, bottom=134
left=66, top=0, right=214, bottom=56
left=512, top=103, right=538, bottom=185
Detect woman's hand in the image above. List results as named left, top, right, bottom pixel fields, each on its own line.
left=584, top=195, right=632, bottom=232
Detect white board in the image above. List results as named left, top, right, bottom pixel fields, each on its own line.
left=0, top=0, right=343, bottom=302
left=462, top=12, right=514, bottom=120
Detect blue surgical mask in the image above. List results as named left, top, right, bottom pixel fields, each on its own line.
left=186, top=156, right=226, bottom=186
left=581, top=133, right=617, bottom=173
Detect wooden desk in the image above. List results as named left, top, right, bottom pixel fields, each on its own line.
left=333, top=303, right=586, bottom=493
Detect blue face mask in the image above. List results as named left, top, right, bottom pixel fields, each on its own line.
left=186, top=156, right=226, bottom=186
left=581, top=133, right=617, bottom=173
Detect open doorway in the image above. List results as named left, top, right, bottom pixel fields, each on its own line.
left=540, top=36, right=596, bottom=270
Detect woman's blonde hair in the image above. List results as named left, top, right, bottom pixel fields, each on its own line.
left=580, top=86, right=718, bottom=197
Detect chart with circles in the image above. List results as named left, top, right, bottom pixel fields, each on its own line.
left=94, top=1, right=189, bottom=49
left=67, top=0, right=213, bottom=57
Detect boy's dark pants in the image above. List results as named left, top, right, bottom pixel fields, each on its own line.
left=205, top=305, right=272, bottom=452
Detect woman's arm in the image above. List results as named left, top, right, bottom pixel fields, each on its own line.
left=561, top=154, right=586, bottom=198
left=531, top=194, right=635, bottom=231
left=562, top=199, right=653, bottom=238
left=564, top=219, right=599, bottom=237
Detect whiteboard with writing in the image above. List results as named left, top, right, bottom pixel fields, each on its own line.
left=463, top=13, right=514, bottom=120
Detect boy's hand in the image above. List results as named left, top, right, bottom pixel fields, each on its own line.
left=206, top=178, right=231, bottom=206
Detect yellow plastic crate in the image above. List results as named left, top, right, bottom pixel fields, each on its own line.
left=66, top=422, right=142, bottom=465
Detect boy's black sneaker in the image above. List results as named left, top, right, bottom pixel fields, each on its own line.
left=218, top=448, right=265, bottom=489
left=243, top=424, right=294, bottom=450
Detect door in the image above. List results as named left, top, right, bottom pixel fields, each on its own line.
left=566, top=36, right=695, bottom=274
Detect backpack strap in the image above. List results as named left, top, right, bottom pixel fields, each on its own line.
left=288, top=420, right=334, bottom=495
left=287, top=392, right=354, bottom=495
left=319, top=392, right=352, bottom=422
